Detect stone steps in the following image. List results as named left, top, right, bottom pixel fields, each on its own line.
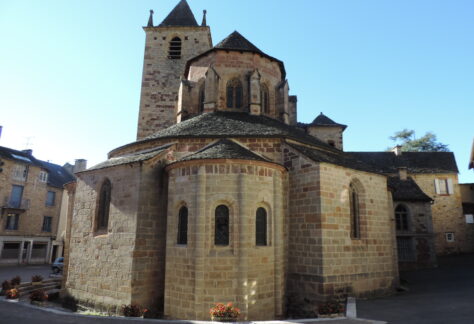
left=16, top=279, right=61, bottom=297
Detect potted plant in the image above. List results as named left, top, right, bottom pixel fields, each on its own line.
left=1, top=280, right=12, bottom=296
left=29, top=289, right=48, bottom=306
left=121, top=304, right=143, bottom=317
left=5, top=288, right=19, bottom=301
left=10, top=276, right=21, bottom=287
left=317, top=300, right=345, bottom=318
left=31, top=275, right=43, bottom=285
left=210, top=302, right=240, bottom=322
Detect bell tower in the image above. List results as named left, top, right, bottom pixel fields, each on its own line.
left=136, top=0, right=212, bottom=140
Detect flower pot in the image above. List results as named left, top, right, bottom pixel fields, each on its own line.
left=211, top=316, right=238, bottom=322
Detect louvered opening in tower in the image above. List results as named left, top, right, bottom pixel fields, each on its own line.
left=168, top=37, right=182, bottom=59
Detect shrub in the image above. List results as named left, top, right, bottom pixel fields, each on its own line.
left=61, top=294, right=78, bottom=312
left=209, top=302, right=240, bottom=319
left=11, top=276, right=21, bottom=286
left=318, top=300, right=345, bottom=315
left=6, top=288, right=19, bottom=299
left=31, top=275, right=43, bottom=283
left=121, top=304, right=143, bottom=317
left=1, top=280, right=12, bottom=293
left=30, top=289, right=48, bottom=302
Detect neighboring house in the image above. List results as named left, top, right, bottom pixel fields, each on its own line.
left=64, top=1, right=465, bottom=320
left=470, top=139, right=474, bottom=170
left=459, top=183, right=474, bottom=248
left=0, top=146, right=76, bottom=264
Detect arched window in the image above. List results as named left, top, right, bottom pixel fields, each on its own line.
left=226, top=79, right=243, bottom=109
left=256, top=207, right=267, bottom=246
left=395, top=205, right=409, bottom=231
left=215, top=205, right=229, bottom=245
left=261, top=85, right=269, bottom=114
left=177, top=206, right=188, bottom=244
left=199, top=85, right=205, bottom=113
left=97, top=179, right=111, bottom=232
left=349, top=183, right=360, bottom=239
left=168, top=37, right=181, bottom=59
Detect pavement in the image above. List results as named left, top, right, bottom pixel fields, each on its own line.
left=358, top=253, right=474, bottom=324
left=0, top=264, right=54, bottom=283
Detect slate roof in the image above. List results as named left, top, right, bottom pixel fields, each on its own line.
left=88, top=144, right=172, bottom=171
left=179, top=139, right=268, bottom=162
left=348, top=151, right=459, bottom=174
left=158, top=0, right=198, bottom=27
left=310, top=113, right=347, bottom=130
left=214, top=31, right=264, bottom=54
left=184, top=31, right=286, bottom=80
left=0, top=145, right=75, bottom=188
left=287, top=143, right=378, bottom=174
left=388, top=177, right=433, bottom=202
left=135, top=111, right=337, bottom=152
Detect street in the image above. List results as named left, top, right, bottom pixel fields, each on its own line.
left=0, top=264, right=53, bottom=284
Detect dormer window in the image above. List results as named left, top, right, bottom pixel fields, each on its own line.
left=226, top=79, right=243, bottom=109
left=168, top=37, right=182, bottom=59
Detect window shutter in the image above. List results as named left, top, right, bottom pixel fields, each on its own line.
left=447, top=178, right=454, bottom=194
left=14, top=215, right=19, bottom=229
left=434, top=179, right=440, bottom=194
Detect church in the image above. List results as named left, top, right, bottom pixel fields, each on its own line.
left=65, top=0, right=462, bottom=320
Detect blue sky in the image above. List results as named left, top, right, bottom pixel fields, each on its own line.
left=0, top=0, right=473, bottom=182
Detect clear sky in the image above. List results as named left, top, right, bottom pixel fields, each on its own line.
left=0, top=0, right=473, bottom=182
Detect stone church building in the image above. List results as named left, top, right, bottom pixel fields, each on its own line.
left=65, top=1, right=463, bottom=320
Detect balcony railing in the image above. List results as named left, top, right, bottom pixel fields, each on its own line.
left=2, top=196, right=30, bottom=209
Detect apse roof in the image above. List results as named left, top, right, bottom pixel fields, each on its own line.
left=158, top=0, right=198, bottom=27
left=178, top=138, right=268, bottom=162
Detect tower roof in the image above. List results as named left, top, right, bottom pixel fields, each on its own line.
left=214, top=31, right=264, bottom=54
left=158, top=0, right=198, bottom=27
left=310, top=112, right=347, bottom=130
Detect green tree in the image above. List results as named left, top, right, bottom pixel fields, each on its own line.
left=389, top=129, right=449, bottom=152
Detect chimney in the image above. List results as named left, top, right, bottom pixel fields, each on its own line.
left=398, top=167, right=408, bottom=180
left=22, top=149, right=33, bottom=155
left=73, top=159, right=87, bottom=173
left=392, top=145, right=402, bottom=156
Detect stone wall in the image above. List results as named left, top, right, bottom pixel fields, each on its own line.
left=307, top=126, right=344, bottom=150
left=164, top=160, right=286, bottom=320
left=284, top=144, right=397, bottom=316
left=411, top=173, right=473, bottom=255
left=137, top=26, right=212, bottom=140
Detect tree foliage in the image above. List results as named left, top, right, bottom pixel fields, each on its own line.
left=389, top=129, right=449, bottom=152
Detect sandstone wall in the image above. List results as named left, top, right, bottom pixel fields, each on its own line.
left=307, top=126, right=344, bottom=150
left=164, top=160, right=286, bottom=320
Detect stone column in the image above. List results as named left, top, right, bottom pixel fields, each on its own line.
left=26, top=240, right=33, bottom=264
left=18, top=241, right=25, bottom=264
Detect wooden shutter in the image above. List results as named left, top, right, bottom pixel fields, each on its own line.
left=434, top=179, right=440, bottom=194
left=447, top=178, right=454, bottom=194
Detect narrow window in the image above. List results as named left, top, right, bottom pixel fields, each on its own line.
left=226, top=79, right=243, bottom=109
left=177, top=206, right=188, bottom=245
left=215, top=205, right=229, bottom=245
left=327, top=140, right=336, bottom=147
left=256, top=207, right=267, bottom=246
left=395, top=205, right=409, bottom=231
left=168, top=37, right=182, bottom=59
left=445, top=232, right=455, bottom=242
left=5, top=213, right=19, bottom=230
left=9, top=185, right=24, bottom=208
left=42, top=216, right=52, bottom=232
left=349, top=183, right=360, bottom=239
left=38, top=171, right=48, bottom=183
left=261, top=85, right=269, bottom=113
left=97, top=179, right=111, bottom=232
left=199, top=85, right=205, bottom=113
left=12, top=164, right=28, bottom=181
left=46, top=191, right=56, bottom=206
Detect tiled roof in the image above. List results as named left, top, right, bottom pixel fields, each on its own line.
left=388, top=177, right=433, bottom=202
left=88, top=144, right=172, bottom=171
left=310, top=112, right=347, bottom=130
left=348, top=151, right=459, bottom=174
left=179, top=139, right=268, bottom=162
left=287, top=143, right=378, bottom=174
left=158, top=0, right=198, bottom=27
left=214, top=31, right=264, bottom=54
left=139, top=111, right=337, bottom=151
left=0, top=145, right=75, bottom=188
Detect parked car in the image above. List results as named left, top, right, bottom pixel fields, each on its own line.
left=52, top=257, right=64, bottom=274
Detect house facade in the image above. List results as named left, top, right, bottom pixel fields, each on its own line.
left=0, top=146, right=76, bottom=264
left=64, top=1, right=464, bottom=320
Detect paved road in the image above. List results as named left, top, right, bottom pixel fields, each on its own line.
left=358, top=254, right=474, bottom=324
left=0, top=264, right=54, bottom=284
